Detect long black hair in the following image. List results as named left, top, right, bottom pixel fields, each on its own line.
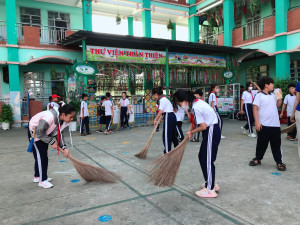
left=210, top=83, right=218, bottom=92
left=172, top=89, right=195, bottom=111
left=152, top=86, right=163, bottom=96
left=58, top=104, right=76, bottom=115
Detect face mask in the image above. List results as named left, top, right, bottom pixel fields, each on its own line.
left=249, top=87, right=253, bottom=91
left=181, top=103, right=189, bottom=111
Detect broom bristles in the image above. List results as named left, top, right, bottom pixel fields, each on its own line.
left=135, top=118, right=161, bottom=159
left=281, top=122, right=296, bottom=134
left=149, top=136, right=189, bottom=187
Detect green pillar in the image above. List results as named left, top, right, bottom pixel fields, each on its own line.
left=82, top=40, right=88, bottom=88
left=128, top=17, right=134, bottom=36
left=223, top=0, right=234, bottom=47
left=188, top=0, right=199, bottom=42
left=275, top=0, right=290, bottom=79
left=171, top=23, right=176, bottom=40
left=82, top=0, right=92, bottom=31
left=166, top=48, right=169, bottom=96
left=6, top=0, right=21, bottom=124
left=142, top=0, right=151, bottom=37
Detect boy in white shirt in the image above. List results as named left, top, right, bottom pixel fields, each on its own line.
left=280, top=83, right=297, bottom=141
left=80, top=94, right=90, bottom=136
left=102, top=92, right=114, bottom=135
left=119, top=92, right=131, bottom=130
left=249, top=77, right=286, bottom=171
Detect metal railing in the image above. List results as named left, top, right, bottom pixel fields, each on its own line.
left=0, top=21, right=6, bottom=41
left=204, top=33, right=219, bottom=45
left=243, top=18, right=264, bottom=40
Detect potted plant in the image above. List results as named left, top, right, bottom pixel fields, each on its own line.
left=116, top=15, right=121, bottom=25
left=167, top=20, right=174, bottom=31
left=0, top=104, right=14, bottom=130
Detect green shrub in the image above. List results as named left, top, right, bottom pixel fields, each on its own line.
left=0, top=104, right=14, bottom=123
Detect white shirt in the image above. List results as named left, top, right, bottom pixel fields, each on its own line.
left=283, top=94, right=296, bottom=117
left=102, top=100, right=113, bottom=116
left=253, top=92, right=280, bottom=127
left=174, top=106, right=185, bottom=122
left=47, top=103, right=51, bottom=110
left=159, top=97, right=173, bottom=113
left=119, top=98, right=130, bottom=107
left=192, top=99, right=218, bottom=126
left=80, top=101, right=89, bottom=117
left=208, top=93, right=217, bottom=107
left=242, top=90, right=258, bottom=104
left=50, top=102, right=59, bottom=108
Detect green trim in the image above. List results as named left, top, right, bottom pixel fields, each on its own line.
left=166, top=47, right=169, bottom=95
left=171, top=23, right=176, bottom=40
left=82, top=0, right=92, bottom=31
left=82, top=40, right=87, bottom=62
left=142, top=10, right=151, bottom=38
left=128, top=16, right=134, bottom=36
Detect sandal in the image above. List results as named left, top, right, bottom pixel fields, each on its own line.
left=249, top=159, right=261, bottom=166
left=277, top=163, right=286, bottom=171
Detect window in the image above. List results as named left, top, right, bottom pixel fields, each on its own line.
left=290, top=60, right=300, bottom=81
left=20, top=7, right=41, bottom=27
left=244, top=9, right=263, bottom=40
left=24, top=72, right=47, bottom=98
left=48, top=11, right=70, bottom=29
left=246, top=65, right=269, bottom=82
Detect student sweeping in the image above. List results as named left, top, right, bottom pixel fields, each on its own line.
left=28, top=104, right=75, bottom=188
left=80, top=94, right=90, bottom=136
left=97, top=96, right=106, bottom=133
left=173, top=90, right=221, bottom=198
left=240, top=81, right=260, bottom=138
left=191, top=89, right=203, bottom=142
left=102, top=92, right=114, bottom=135
left=152, top=87, right=178, bottom=154
left=249, top=77, right=286, bottom=171
left=119, top=92, right=131, bottom=130
left=280, top=83, right=297, bottom=141
left=208, top=84, right=225, bottom=139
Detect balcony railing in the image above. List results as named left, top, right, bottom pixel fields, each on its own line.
left=243, top=18, right=264, bottom=40
left=0, top=21, right=7, bottom=41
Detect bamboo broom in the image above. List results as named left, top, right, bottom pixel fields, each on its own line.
left=135, top=116, right=162, bottom=159
left=281, top=123, right=296, bottom=134
left=148, top=135, right=190, bottom=187
left=58, top=148, right=121, bottom=183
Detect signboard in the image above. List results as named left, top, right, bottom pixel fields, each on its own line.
left=217, top=98, right=234, bottom=113
left=223, top=70, right=234, bottom=79
left=72, top=62, right=98, bottom=76
left=169, top=52, right=226, bottom=67
left=87, top=46, right=166, bottom=64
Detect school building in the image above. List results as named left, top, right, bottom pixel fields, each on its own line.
left=0, top=0, right=300, bottom=125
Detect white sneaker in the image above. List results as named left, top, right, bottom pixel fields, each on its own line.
left=241, top=126, right=248, bottom=135
left=221, top=135, right=226, bottom=139
left=248, top=133, right=256, bottom=138
left=195, top=188, right=217, bottom=198
left=38, top=180, right=54, bottom=189
left=201, top=183, right=220, bottom=192
left=33, top=177, right=52, bottom=183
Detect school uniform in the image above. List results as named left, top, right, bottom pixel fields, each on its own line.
left=174, top=106, right=185, bottom=141
left=28, top=109, right=69, bottom=181
left=253, top=92, right=283, bottom=164
left=102, top=99, right=113, bottom=130
left=208, top=92, right=223, bottom=131
left=159, top=97, right=178, bottom=154
left=283, top=94, right=297, bottom=138
left=80, top=100, right=90, bottom=134
left=242, top=90, right=258, bottom=134
left=192, top=99, right=221, bottom=190
left=119, top=98, right=130, bottom=128
left=98, top=103, right=106, bottom=125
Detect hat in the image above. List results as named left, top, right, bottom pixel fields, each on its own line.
left=51, top=94, right=60, bottom=99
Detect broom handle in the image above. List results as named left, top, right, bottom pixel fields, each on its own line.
left=152, top=115, right=163, bottom=133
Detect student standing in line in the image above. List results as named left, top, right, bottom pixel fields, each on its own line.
left=173, top=90, right=221, bottom=198
left=290, top=81, right=300, bottom=158
left=49, top=94, right=60, bottom=109
left=152, top=87, right=178, bottom=154
left=191, top=89, right=203, bottom=142
left=47, top=96, right=52, bottom=110
left=102, top=92, right=114, bottom=135
left=249, top=77, right=286, bottom=171
left=119, top=92, right=131, bottom=130
left=208, top=84, right=226, bottom=139
left=97, top=96, right=106, bottom=133
left=80, top=94, right=90, bottom=136
left=240, top=81, right=260, bottom=138
left=28, top=104, right=75, bottom=188
left=280, top=83, right=297, bottom=141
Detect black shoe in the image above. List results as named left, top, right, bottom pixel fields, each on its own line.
left=80, top=133, right=87, bottom=136
left=87, top=133, right=92, bottom=135
left=249, top=159, right=261, bottom=166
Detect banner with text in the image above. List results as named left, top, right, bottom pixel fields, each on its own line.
left=169, top=52, right=226, bottom=67
left=87, top=46, right=166, bottom=64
